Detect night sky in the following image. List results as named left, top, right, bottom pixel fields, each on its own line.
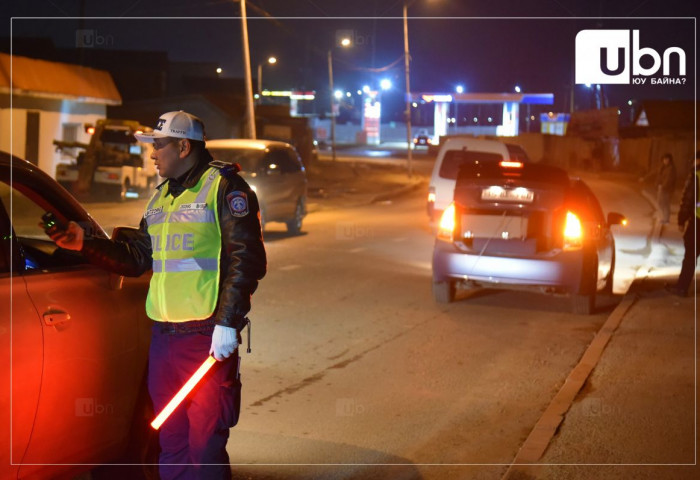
left=3, top=1, right=696, bottom=120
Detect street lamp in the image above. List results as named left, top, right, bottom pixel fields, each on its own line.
left=403, top=2, right=413, bottom=178
left=328, top=37, right=351, bottom=162
left=256, top=56, right=277, bottom=104
left=239, top=0, right=255, bottom=138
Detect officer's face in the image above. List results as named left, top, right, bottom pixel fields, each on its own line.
left=151, top=137, right=186, bottom=178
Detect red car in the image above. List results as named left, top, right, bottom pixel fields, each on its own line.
left=0, top=152, right=155, bottom=479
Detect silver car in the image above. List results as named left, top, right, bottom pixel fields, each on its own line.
left=431, top=159, right=626, bottom=314
left=207, top=139, right=307, bottom=234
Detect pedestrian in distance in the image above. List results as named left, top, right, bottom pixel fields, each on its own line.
left=666, top=150, right=700, bottom=297
left=43, top=111, right=267, bottom=480
left=640, top=153, right=677, bottom=224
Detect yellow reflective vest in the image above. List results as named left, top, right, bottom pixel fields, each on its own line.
left=144, top=167, right=222, bottom=322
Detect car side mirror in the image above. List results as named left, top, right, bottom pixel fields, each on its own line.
left=607, top=212, right=627, bottom=226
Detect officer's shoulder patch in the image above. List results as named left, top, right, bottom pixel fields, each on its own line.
left=209, top=160, right=241, bottom=178
left=226, top=191, right=249, bottom=217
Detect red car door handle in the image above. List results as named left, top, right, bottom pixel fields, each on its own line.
left=43, top=310, right=71, bottom=326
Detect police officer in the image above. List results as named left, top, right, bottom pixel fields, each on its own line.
left=45, top=111, right=266, bottom=480
left=666, top=150, right=700, bottom=297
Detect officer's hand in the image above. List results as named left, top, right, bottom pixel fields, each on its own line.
left=40, top=220, right=84, bottom=251
left=210, top=325, right=238, bottom=361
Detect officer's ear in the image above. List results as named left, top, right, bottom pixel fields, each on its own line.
left=178, top=139, right=192, bottom=159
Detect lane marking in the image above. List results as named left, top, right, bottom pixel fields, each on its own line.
left=501, top=294, right=638, bottom=478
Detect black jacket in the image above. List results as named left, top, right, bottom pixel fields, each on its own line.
left=678, top=169, right=698, bottom=227
left=79, top=149, right=267, bottom=331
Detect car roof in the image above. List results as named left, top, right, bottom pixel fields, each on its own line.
left=206, top=138, right=292, bottom=150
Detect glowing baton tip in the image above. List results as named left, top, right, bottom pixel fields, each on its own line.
left=151, top=355, right=217, bottom=430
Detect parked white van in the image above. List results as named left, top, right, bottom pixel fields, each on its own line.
left=427, top=137, right=530, bottom=222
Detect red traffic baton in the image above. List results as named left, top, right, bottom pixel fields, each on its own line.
left=150, top=355, right=217, bottom=430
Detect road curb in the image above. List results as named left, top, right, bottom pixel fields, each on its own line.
left=501, top=294, right=638, bottom=479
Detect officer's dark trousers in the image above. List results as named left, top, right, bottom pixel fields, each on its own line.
left=149, top=325, right=239, bottom=480
left=677, top=217, right=700, bottom=294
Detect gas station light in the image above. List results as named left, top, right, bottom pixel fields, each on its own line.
left=380, top=78, right=392, bottom=90
left=334, top=90, right=343, bottom=99
left=456, top=85, right=464, bottom=94
left=362, top=85, right=371, bottom=94
left=515, top=85, right=521, bottom=93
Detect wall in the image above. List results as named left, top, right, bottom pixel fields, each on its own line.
left=0, top=94, right=105, bottom=178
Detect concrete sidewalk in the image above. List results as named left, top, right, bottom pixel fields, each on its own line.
left=504, top=178, right=697, bottom=479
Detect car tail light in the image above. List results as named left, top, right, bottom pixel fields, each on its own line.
left=438, top=202, right=456, bottom=241
left=563, top=211, right=583, bottom=250
left=499, top=160, right=523, bottom=169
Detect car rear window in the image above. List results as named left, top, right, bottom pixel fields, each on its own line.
left=506, top=144, right=530, bottom=162
left=439, top=150, right=503, bottom=179
left=455, top=161, right=570, bottom=187
left=208, top=148, right=263, bottom=173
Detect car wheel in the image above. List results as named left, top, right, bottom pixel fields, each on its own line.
left=433, top=280, right=456, bottom=303
left=572, top=250, right=597, bottom=314
left=120, top=178, right=131, bottom=202
left=602, top=250, right=615, bottom=296
left=571, top=293, right=595, bottom=315
left=286, top=199, right=304, bottom=235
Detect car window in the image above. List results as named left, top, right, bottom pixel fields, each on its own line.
left=265, top=149, right=290, bottom=172
left=439, top=150, right=503, bottom=179
left=0, top=181, right=88, bottom=271
left=506, top=144, right=530, bottom=162
left=569, top=180, right=605, bottom=223
left=208, top=148, right=263, bottom=173
left=280, top=149, right=303, bottom=174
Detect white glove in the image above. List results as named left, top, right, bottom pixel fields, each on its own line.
left=210, top=325, right=238, bottom=361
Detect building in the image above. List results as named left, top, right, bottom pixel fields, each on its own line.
left=0, top=52, right=121, bottom=177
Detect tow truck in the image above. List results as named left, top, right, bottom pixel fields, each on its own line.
left=54, top=119, right=159, bottom=201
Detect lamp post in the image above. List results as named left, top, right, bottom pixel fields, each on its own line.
left=403, top=2, right=413, bottom=178
left=256, top=56, right=277, bottom=104
left=328, top=37, right=351, bottom=162
left=239, top=0, right=256, bottom=138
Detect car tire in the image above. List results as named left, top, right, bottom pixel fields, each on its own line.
left=572, top=249, right=597, bottom=315
left=120, top=178, right=131, bottom=202
left=571, top=293, right=595, bottom=315
left=602, top=250, right=616, bottom=296
left=433, top=280, right=456, bottom=303
left=286, top=199, right=304, bottom=235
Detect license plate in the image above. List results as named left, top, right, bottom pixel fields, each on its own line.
left=481, top=186, right=534, bottom=203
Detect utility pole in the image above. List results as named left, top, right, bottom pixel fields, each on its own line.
left=240, top=0, right=256, bottom=138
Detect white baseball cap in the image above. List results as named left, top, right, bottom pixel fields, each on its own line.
left=134, top=111, right=205, bottom=142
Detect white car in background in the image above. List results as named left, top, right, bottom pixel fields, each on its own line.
left=427, top=137, right=530, bottom=223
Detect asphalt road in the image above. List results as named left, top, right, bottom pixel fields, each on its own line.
left=88, top=171, right=655, bottom=480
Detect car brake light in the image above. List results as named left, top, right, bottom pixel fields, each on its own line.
left=438, top=203, right=456, bottom=241
left=563, top=211, right=582, bottom=249
left=499, top=160, right=523, bottom=169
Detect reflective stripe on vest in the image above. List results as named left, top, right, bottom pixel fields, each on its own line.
left=145, top=167, right=222, bottom=322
